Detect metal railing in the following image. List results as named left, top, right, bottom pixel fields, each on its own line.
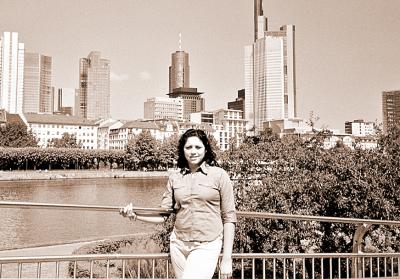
left=0, top=253, right=170, bottom=279
left=1, top=252, right=400, bottom=279
left=1, top=201, right=400, bottom=278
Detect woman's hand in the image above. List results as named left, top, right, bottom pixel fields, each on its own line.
left=220, top=256, right=232, bottom=279
left=119, top=202, right=137, bottom=221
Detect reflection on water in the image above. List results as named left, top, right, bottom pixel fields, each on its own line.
left=0, top=177, right=167, bottom=250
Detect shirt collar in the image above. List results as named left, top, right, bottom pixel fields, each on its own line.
left=181, top=161, right=209, bottom=175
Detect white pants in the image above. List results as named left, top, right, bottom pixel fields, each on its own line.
left=170, top=232, right=222, bottom=279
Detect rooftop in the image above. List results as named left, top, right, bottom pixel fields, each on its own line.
left=0, top=110, right=26, bottom=126
left=24, top=113, right=97, bottom=126
left=120, top=121, right=158, bottom=129
left=167, top=87, right=204, bottom=96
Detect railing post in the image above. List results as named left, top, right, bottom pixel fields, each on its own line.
left=351, top=223, right=372, bottom=278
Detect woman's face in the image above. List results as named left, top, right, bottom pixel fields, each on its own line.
left=184, top=136, right=206, bottom=169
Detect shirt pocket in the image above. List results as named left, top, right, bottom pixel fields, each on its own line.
left=172, top=182, right=188, bottom=202
left=172, top=181, right=186, bottom=190
left=197, top=179, right=220, bottom=201
left=198, top=177, right=219, bottom=190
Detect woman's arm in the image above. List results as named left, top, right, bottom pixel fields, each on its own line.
left=121, top=174, right=176, bottom=224
left=120, top=203, right=166, bottom=224
left=135, top=215, right=166, bottom=224
left=220, top=222, right=235, bottom=277
left=218, top=169, right=237, bottom=277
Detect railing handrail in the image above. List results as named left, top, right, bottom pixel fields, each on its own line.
left=237, top=211, right=400, bottom=226
left=1, top=201, right=400, bottom=226
left=0, top=253, right=169, bottom=264
left=0, top=201, right=172, bottom=215
left=1, top=252, right=400, bottom=264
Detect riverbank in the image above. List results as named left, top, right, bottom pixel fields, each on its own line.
left=0, top=169, right=170, bottom=181
left=0, top=241, right=94, bottom=257
left=0, top=233, right=147, bottom=256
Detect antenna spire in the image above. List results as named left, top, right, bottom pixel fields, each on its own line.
left=179, top=32, right=182, bottom=51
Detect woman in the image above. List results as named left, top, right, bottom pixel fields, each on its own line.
left=120, top=129, right=236, bottom=279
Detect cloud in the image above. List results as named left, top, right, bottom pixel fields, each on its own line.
left=138, top=71, right=151, bottom=81
left=110, top=72, right=130, bottom=82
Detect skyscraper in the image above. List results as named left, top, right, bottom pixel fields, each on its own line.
left=0, top=32, right=25, bottom=114
left=382, top=90, right=400, bottom=133
left=167, top=38, right=205, bottom=122
left=244, top=1, right=297, bottom=134
left=23, top=52, right=53, bottom=113
left=169, top=34, right=190, bottom=93
left=169, top=51, right=190, bottom=93
left=79, top=51, right=110, bottom=119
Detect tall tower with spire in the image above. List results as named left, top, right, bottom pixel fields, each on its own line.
left=244, top=0, right=297, bottom=134
left=169, top=34, right=190, bottom=93
left=167, top=34, right=205, bottom=121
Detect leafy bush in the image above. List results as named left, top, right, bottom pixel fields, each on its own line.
left=68, top=234, right=171, bottom=279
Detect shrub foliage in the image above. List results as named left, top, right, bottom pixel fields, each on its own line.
left=0, top=130, right=181, bottom=171
left=220, top=128, right=400, bottom=255
left=0, top=147, right=126, bottom=170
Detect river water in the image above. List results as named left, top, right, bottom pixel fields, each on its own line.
left=0, top=177, right=167, bottom=250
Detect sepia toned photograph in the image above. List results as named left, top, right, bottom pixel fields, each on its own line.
left=0, top=0, right=400, bottom=278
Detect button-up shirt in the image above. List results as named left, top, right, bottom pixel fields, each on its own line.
left=160, top=163, right=237, bottom=242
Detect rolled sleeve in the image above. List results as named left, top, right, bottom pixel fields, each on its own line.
left=219, top=170, right=237, bottom=224
left=160, top=175, right=174, bottom=210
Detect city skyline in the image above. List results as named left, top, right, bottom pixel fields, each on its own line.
left=1, top=0, right=400, bottom=132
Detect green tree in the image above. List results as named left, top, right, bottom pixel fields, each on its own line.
left=0, top=123, right=38, bottom=147
left=126, top=130, right=160, bottom=170
left=231, top=130, right=400, bottom=273
left=49, top=133, right=82, bottom=148
left=208, top=134, right=221, bottom=160
left=0, top=147, right=126, bottom=171
left=158, top=134, right=179, bottom=169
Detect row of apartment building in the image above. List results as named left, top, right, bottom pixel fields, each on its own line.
left=102, top=109, right=246, bottom=151
left=1, top=108, right=378, bottom=151
left=1, top=108, right=245, bottom=151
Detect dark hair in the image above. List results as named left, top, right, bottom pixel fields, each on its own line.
left=177, top=129, right=218, bottom=169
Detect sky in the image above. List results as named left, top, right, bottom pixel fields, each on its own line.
left=1, top=0, right=400, bottom=132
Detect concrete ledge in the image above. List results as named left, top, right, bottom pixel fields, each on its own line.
left=0, top=170, right=170, bottom=181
